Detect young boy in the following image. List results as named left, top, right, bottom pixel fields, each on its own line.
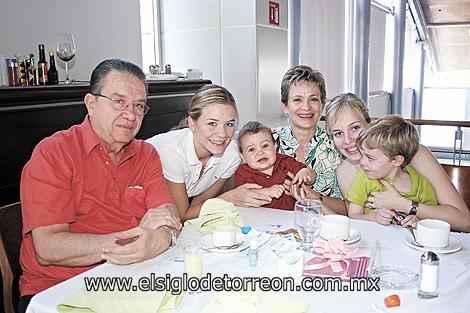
left=347, top=115, right=437, bottom=225
left=234, top=121, right=316, bottom=210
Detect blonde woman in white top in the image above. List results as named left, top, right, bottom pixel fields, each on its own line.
left=147, top=84, right=272, bottom=221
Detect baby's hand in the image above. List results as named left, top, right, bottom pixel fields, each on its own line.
left=268, top=184, right=285, bottom=199
left=291, top=168, right=313, bottom=186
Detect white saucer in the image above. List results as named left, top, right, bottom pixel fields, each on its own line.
left=318, top=228, right=361, bottom=244
left=404, top=235, right=462, bottom=254
left=345, top=228, right=361, bottom=245
left=200, top=233, right=249, bottom=254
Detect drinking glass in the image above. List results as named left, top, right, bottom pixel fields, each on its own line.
left=294, top=199, right=323, bottom=250
left=184, top=244, right=202, bottom=294
left=56, top=33, right=76, bottom=84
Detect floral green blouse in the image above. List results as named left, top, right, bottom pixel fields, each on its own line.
left=272, top=125, right=343, bottom=198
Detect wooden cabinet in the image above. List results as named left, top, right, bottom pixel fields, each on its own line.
left=0, top=80, right=211, bottom=206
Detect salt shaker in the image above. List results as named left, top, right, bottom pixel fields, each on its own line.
left=417, top=251, right=439, bottom=299
left=164, top=64, right=171, bottom=74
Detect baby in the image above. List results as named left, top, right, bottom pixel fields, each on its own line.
left=347, top=115, right=437, bottom=226
left=234, top=121, right=316, bottom=210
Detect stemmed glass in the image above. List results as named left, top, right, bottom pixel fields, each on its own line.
left=294, top=199, right=323, bottom=251
left=56, top=33, right=76, bottom=84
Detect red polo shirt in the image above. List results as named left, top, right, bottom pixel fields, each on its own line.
left=19, top=117, right=174, bottom=296
left=233, top=154, right=306, bottom=210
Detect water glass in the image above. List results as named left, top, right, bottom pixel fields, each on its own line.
left=294, top=199, right=323, bottom=250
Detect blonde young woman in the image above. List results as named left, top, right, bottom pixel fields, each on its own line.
left=324, top=93, right=470, bottom=232
left=146, top=84, right=271, bottom=221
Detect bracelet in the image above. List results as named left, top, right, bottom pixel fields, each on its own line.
left=409, top=201, right=419, bottom=215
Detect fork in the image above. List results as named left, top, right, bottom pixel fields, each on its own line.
left=213, top=241, right=244, bottom=250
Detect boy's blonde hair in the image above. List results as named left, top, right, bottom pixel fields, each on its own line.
left=356, top=115, right=419, bottom=168
left=237, top=121, right=274, bottom=152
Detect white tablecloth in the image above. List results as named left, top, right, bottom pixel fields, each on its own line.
left=27, top=208, right=470, bottom=313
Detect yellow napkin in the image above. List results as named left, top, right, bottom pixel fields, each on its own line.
left=202, top=290, right=309, bottom=313
left=185, top=198, right=244, bottom=234
left=57, top=287, right=184, bottom=313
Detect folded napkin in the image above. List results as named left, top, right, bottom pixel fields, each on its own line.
left=57, top=287, right=183, bottom=313
left=185, top=198, right=244, bottom=234
left=202, top=290, right=309, bottom=313
left=303, top=237, right=369, bottom=280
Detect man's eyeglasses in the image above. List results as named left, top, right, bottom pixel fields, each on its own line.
left=92, top=93, right=150, bottom=116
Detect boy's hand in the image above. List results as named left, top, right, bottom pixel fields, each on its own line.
left=369, top=208, right=393, bottom=225
left=401, top=214, right=419, bottom=228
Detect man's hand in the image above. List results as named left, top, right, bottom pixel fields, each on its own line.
left=102, top=226, right=170, bottom=265
left=139, top=204, right=182, bottom=230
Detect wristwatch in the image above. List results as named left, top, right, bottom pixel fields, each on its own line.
left=162, top=226, right=177, bottom=248
left=409, top=201, right=419, bottom=215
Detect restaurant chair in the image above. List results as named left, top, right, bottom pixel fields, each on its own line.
left=441, top=164, right=470, bottom=209
left=0, top=202, right=22, bottom=313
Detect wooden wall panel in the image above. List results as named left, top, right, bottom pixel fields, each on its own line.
left=0, top=80, right=210, bottom=206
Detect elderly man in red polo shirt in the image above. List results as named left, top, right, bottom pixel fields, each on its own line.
left=18, top=59, right=181, bottom=312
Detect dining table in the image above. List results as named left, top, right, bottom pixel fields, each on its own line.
left=26, top=207, right=470, bottom=313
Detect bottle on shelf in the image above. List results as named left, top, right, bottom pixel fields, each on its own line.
left=47, top=50, right=59, bottom=85
left=18, top=55, right=29, bottom=86
left=37, top=44, right=48, bottom=85
left=28, top=54, right=38, bottom=86
left=7, top=58, right=20, bottom=86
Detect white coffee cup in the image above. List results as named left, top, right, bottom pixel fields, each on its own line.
left=212, top=224, right=236, bottom=247
left=416, top=219, right=450, bottom=248
left=319, top=215, right=350, bottom=240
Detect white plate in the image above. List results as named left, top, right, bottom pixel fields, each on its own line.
left=344, top=228, right=361, bottom=245
left=200, top=233, right=249, bottom=254
left=404, top=235, right=462, bottom=254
